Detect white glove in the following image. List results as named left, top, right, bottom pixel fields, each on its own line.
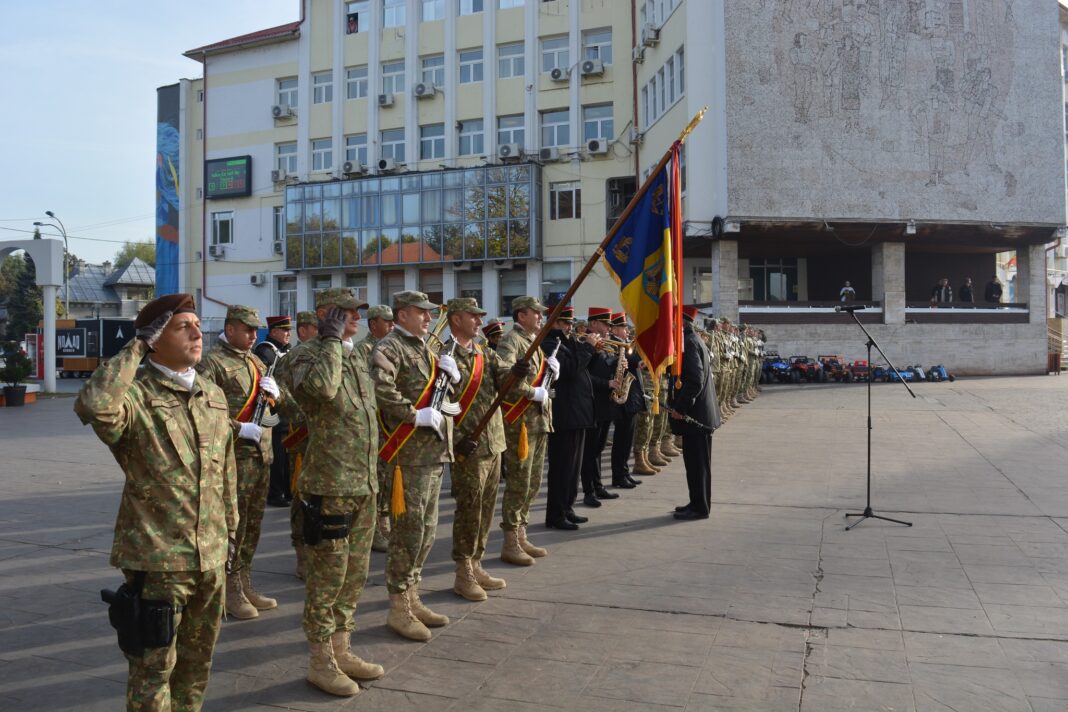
left=238, top=422, right=263, bottom=442
left=437, top=354, right=461, bottom=384
left=531, top=386, right=549, bottom=403
left=439, top=400, right=461, bottom=416
left=259, top=376, right=279, bottom=398
left=545, top=356, right=560, bottom=378
left=414, top=407, right=444, bottom=431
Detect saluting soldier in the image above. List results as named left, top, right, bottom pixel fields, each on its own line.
left=445, top=298, right=537, bottom=600
left=496, top=296, right=559, bottom=565
left=370, top=291, right=459, bottom=641
left=356, top=305, right=395, bottom=554
left=74, top=294, right=238, bottom=711
left=254, top=315, right=294, bottom=508
left=195, top=305, right=282, bottom=620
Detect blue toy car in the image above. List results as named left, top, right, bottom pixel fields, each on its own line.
left=761, top=353, right=792, bottom=383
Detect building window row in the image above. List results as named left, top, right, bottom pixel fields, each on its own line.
left=641, top=46, right=685, bottom=129
left=639, top=0, right=681, bottom=29
left=351, top=0, right=525, bottom=32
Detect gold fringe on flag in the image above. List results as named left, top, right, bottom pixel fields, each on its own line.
left=650, top=379, right=661, bottom=415
left=517, top=421, right=529, bottom=461
left=391, top=463, right=406, bottom=517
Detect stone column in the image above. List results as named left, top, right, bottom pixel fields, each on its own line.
left=1016, top=244, right=1047, bottom=325
left=710, top=239, right=739, bottom=321
left=872, top=242, right=905, bottom=324
left=42, top=285, right=57, bottom=394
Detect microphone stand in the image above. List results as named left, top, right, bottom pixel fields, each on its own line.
left=839, top=307, right=915, bottom=531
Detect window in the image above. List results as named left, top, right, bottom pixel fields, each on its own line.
left=582, top=104, right=613, bottom=142
left=583, top=28, right=612, bottom=65
left=345, top=134, right=368, bottom=165
left=542, top=261, right=570, bottom=305
left=420, top=124, right=445, bottom=160
left=277, top=276, right=297, bottom=317
left=549, top=181, right=580, bottom=220
left=381, top=270, right=405, bottom=303
left=381, top=61, right=405, bottom=95
left=346, top=66, right=368, bottom=99
left=420, top=269, right=444, bottom=304
left=676, top=46, right=684, bottom=97
left=498, top=114, right=524, bottom=147
left=459, top=0, right=484, bottom=14
left=641, top=86, right=649, bottom=128
left=277, top=77, right=298, bottom=107
left=459, top=48, right=483, bottom=84
left=276, top=142, right=297, bottom=172
left=458, top=269, right=483, bottom=304
left=540, top=109, right=569, bottom=148
left=421, top=55, right=444, bottom=87
left=346, top=1, right=369, bottom=33
left=212, top=211, right=234, bottom=245
left=642, top=47, right=685, bottom=126
left=749, top=258, right=799, bottom=302
left=458, top=119, right=484, bottom=156
left=658, top=67, right=666, bottom=115
left=498, top=42, right=524, bottom=79
left=273, top=206, right=285, bottom=241
left=498, top=0, right=524, bottom=7
left=381, top=128, right=405, bottom=162
left=422, top=0, right=444, bottom=20
left=346, top=273, right=369, bottom=304
left=312, top=275, right=333, bottom=301
left=667, top=56, right=675, bottom=104
left=541, top=36, right=569, bottom=73
left=383, top=0, right=405, bottom=27
left=499, top=267, right=526, bottom=315
left=311, top=138, right=334, bottom=171
left=312, top=71, right=333, bottom=104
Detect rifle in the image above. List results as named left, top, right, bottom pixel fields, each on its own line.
left=252, top=350, right=280, bottom=427
left=541, top=340, right=562, bottom=398
left=427, top=340, right=457, bottom=439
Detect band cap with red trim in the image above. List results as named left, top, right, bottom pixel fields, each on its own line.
left=610, top=311, right=627, bottom=327
left=266, top=315, right=292, bottom=330
left=553, top=305, right=575, bottom=322
left=587, top=306, right=612, bottom=321
left=482, top=319, right=504, bottom=337
left=682, top=305, right=700, bottom=322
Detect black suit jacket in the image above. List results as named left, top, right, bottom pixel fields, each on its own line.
left=586, top=348, right=615, bottom=424
left=669, top=326, right=721, bottom=435
left=544, top=331, right=595, bottom=432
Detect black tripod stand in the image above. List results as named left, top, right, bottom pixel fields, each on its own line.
left=840, top=307, right=914, bottom=531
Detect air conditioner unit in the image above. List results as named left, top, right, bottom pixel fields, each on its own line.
left=587, top=138, right=609, bottom=155
left=378, top=93, right=394, bottom=107
left=208, top=244, right=225, bottom=258
left=497, top=143, right=522, bottom=160
left=580, top=59, right=604, bottom=77
left=629, top=127, right=644, bottom=145
left=494, top=259, right=515, bottom=270
left=641, top=23, right=660, bottom=47
left=250, top=273, right=267, bottom=286
left=272, top=240, right=284, bottom=255
left=342, top=160, right=364, bottom=175
left=632, top=45, right=645, bottom=64
left=271, top=168, right=287, bottom=182
left=549, top=67, right=568, bottom=82
left=538, top=146, right=560, bottom=162
left=413, top=82, right=436, bottom=98
left=272, top=104, right=294, bottom=119
left=377, top=157, right=397, bottom=172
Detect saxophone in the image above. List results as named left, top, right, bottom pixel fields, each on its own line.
left=610, top=344, right=635, bottom=405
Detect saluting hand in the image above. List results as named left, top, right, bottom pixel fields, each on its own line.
left=136, top=310, right=173, bottom=349
left=319, top=307, right=347, bottom=341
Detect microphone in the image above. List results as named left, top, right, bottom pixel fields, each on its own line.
left=835, top=305, right=866, bottom=313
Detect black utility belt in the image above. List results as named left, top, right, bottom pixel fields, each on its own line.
left=301, top=495, right=355, bottom=545
left=100, top=572, right=181, bottom=657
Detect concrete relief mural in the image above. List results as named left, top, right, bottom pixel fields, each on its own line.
left=728, top=0, right=1063, bottom=224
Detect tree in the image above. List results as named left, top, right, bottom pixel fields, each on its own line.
left=5, top=253, right=43, bottom=342
left=114, top=241, right=155, bottom=269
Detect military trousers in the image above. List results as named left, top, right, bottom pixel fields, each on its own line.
left=500, top=422, right=548, bottom=531
left=303, top=494, right=375, bottom=641
left=288, top=446, right=308, bottom=548
left=652, top=403, right=669, bottom=445
left=451, top=453, right=502, bottom=562
left=232, top=456, right=269, bottom=573
left=632, top=410, right=653, bottom=454
left=120, top=566, right=224, bottom=712
left=386, top=464, right=444, bottom=594
left=376, top=458, right=392, bottom=519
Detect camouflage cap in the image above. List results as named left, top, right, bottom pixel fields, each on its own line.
left=447, top=297, right=487, bottom=315
left=366, top=305, right=394, bottom=321
left=511, top=295, right=547, bottom=313
left=315, top=287, right=367, bottom=311
left=393, top=290, right=439, bottom=311
left=225, top=304, right=264, bottom=328
left=296, top=311, right=317, bottom=326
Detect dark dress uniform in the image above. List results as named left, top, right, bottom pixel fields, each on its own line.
left=670, top=321, right=722, bottom=518
left=582, top=346, right=617, bottom=496
left=543, top=330, right=595, bottom=527
left=610, top=348, right=646, bottom=484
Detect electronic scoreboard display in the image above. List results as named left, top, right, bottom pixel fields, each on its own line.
left=205, top=155, right=252, bottom=199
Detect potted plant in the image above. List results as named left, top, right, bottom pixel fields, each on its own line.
left=0, top=341, right=33, bottom=407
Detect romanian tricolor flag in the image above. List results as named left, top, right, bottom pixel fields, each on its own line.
left=600, top=144, right=684, bottom=410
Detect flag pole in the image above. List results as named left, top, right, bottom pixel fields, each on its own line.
left=455, top=107, right=708, bottom=458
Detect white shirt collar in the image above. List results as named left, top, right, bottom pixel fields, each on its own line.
left=148, top=358, right=196, bottom=391
left=341, top=337, right=354, bottom=354
left=394, top=324, right=415, bottom=338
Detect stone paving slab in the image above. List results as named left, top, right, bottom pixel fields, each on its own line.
left=1, top=376, right=1067, bottom=710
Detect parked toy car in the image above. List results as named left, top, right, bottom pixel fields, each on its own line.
left=885, top=365, right=919, bottom=383
left=818, top=354, right=851, bottom=382
left=789, top=355, right=825, bottom=383
left=848, top=360, right=870, bottom=382
left=926, top=364, right=954, bottom=382
left=762, top=353, right=793, bottom=383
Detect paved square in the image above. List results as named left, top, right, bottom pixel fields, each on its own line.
left=1, top=376, right=1066, bottom=710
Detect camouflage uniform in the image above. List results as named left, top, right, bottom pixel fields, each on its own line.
left=74, top=336, right=238, bottom=712
left=273, top=338, right=314, bottom=551
left=632, top=367, right=655, bottom=456
left=355, top=331, right=392, bottom=524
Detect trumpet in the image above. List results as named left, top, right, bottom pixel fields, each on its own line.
left=576, top=334, right=632, bottom=351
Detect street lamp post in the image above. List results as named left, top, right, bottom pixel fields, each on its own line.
left=34, top=211, right=69, bottom=316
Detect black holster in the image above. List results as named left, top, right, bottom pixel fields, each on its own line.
left=100, top=572, right=181, bottom=657
left=301, top=495, right=353, bottom=546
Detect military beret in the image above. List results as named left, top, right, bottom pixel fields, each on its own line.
left=267, top=315, right=292, bottom=330
left=447, top=297, right=487, bottom=315
left=511, top=296, right=547, bottom=313
left=296, top=311, right=317, bottom=326
left=134, top=293, right=195, bottom=329
left=393, top=290, right=439, bottom=311
left=366, top=305, right=394, bottom=321
left=316, top=287, right=367, bottom=311
left=225, top=304, right=264, bottom=328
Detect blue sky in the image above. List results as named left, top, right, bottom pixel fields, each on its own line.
left=0, top=0, right=297, bottom=263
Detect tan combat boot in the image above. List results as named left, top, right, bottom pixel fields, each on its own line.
left=295, top=546, right=306, bottom=581
left=632, top=451, right=657, bottom=476
left=501, top=529, right=535, bottom=566
left=371, top=516, right=390, bottom=553
left=409, top=586, right=449, bottom=627
left=240, top=569, right=278, bottom=610
left=225, top=572, right=259, bottom=619
left=517, top=526, right=548, bottom=558
left=330, top=631, right=384, bottom=680
left=661, top=436, right=681, bottom=457
left=307, top=640, right=360, bottom=697
left=453, top=560, right=488, bottom=601
left=387, top=591, right=431, bottom=641
left=472, top=559, right=506, bottom=590
left=647, top=446, right=669, bottom=467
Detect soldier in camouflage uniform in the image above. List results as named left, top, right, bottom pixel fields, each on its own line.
left=370, top=290, right=459, bottom=641
left=445, top=298, right=538, bottom=600
left=75, top=293, right=238, bottom=712
left=631, top=364, right=659, bottom=475
left=195, top=305, right=283, bottom=620
left=283, top=288, right=383, bottom=697
left=496, top=296, right=558, bottom=565
left=355, top=305, right=395, bottom=553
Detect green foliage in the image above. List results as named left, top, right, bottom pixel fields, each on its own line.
left=114, top=241, right=156, bottom=269
left=3, top=254, right=43, bottom=341
left=0, top=341, right=33, bottom=386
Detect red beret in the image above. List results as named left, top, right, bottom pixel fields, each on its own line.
left=135, top=293, right=195, bottom=329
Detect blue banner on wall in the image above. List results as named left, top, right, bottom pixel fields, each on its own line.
left=155, top=84, right=180, bottom=296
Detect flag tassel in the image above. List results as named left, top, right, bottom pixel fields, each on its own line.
left=391, top=463, right=406, bottom=517
left=517, top=421, right=529, bottom=461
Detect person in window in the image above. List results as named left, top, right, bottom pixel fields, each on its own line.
left=347, top=14, right=358, bottom=34
left=930, top=277, right=952, bottom=304
left=839, top=280, right=856, bottom=302
left=959, top=277, right=974, bottom=303
left=984, top=275, right=1003, bottom=303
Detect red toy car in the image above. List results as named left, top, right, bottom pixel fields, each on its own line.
left=789, top=355, right=825, bottom=383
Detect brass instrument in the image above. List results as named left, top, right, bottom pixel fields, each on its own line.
left=609, top=342, right=636, bottom=405
left=576, top=335, right=632, bottom=351
left=426, top=308, right=450, bottom=353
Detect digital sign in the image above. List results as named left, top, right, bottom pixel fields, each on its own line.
left=205, top=155, right=252, bottom=199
